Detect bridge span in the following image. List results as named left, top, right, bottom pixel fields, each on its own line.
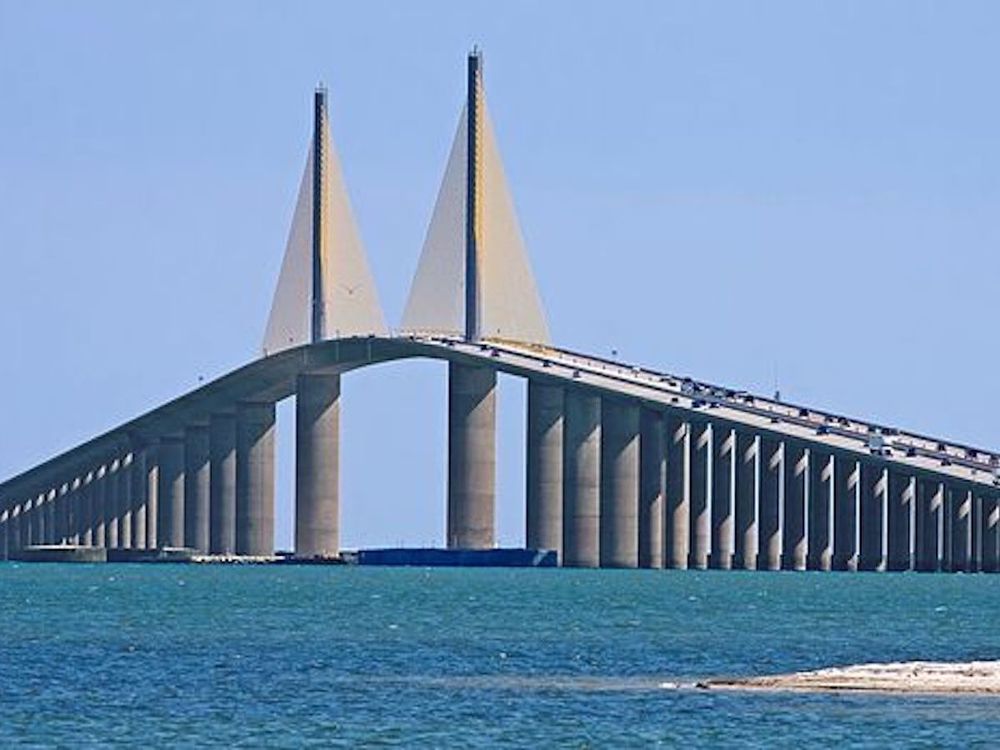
left=2, top=51, right=997, bottom=571
left=2, top=334, right=997, bottom=572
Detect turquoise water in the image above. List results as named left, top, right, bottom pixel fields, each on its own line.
left=1, top=565, right=998, bottom=747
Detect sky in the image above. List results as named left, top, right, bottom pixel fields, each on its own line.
left=1, top=1, right=998, bottom=551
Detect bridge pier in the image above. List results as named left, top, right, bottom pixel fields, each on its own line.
left=81, top=474, right=95, bottom=547
left=66, top=479, right=80, bottom=546
left=36, top=492, right=47, bottom=545
left=710, top=425, right=734, bottom=570
left=782, top=442, right=808, bottom=571
left=34, top=492, right=46, bottom=546
left=118, top=456, right=132, bottom=549
left=105, top=462, right=120, bottom=549
left=447, top=363, right=496, bottom=550
left=184, top=427, right=211, bottom=554
left=39, top=491, right=51, bottom=545
left=53, top=483, right=67, bottom=545
left=24, top=495, right=35, bottom=547
left=858, top=463, right=887, bottom=572
left=158, top=438, right=186, bottom=548
left=18, top=497, right=30, bottom=549
left=130, top=450, right=149, bottom=550
left=833, top=457, right=860, bottom=571
left=526, top=381, right=564, bottom=561
left=733, top=432, right=758, bottom=570
left=295, top=373, right=341, bottom=558
left=563, top=389, right=600, bottom=567
left=971, top=494, right=984, bottom=573
left=758, top=437, right=782, bottom=571
left=599, top=397, right=639, bottom=568
left=915, top=479, right=943, bottom=572
left=8, top=503, right=20, bottom=555
left=948, top=486, right=972, bottom=573
left=983, top=495, right=999, bottom=573
left=48, top=488, right=59, bottom=544
left=807, top=451, right=833, bottom=570
left=638, top=408, right=665, bottom=569
left=94, top=467, right=108, bottom=548
left=665, top=416, right=689, bottom=569
left=209, top=414, right=237, bottom=555
left=688, top=420, right=710, bottom=570
left=145, top=446, right=160, bottom=549
left=236, top=402, right=276, bottom=557
left=887, top=471, right=915, bottom=571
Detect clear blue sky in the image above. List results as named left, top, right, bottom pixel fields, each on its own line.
left=2, top=1, right=998, bottom=550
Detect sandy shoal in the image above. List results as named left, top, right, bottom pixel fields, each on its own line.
left=701, top=661, right=1000, bottom=695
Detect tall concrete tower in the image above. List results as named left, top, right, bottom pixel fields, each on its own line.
left=262, top=87, right=386, bottom=356
left=311, top=87, right=328, bottom=344
left=464, top=49, right=483, bottom=342
left=401, top=49, right=550, bottom=346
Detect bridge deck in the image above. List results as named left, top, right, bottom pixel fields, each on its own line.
left=1, top=335, right=996, bottom=499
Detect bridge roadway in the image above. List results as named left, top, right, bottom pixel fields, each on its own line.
left=1, top=335, right=998, bottom=571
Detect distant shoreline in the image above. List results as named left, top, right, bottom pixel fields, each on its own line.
left=700, top=661, right=1000, bottom=695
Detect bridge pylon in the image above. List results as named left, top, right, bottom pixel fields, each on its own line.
left=263, top=87, right=386, bottom=356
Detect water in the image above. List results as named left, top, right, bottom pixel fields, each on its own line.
left=1, top=565, right=997, bottom=747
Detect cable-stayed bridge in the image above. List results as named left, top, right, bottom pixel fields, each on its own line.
left=2, top=52, right=998, bottom=572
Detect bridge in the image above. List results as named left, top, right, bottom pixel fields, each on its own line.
left=2, top=52, right=998, bottom=572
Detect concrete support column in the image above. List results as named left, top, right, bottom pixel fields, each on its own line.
left=887, top=471, right=915, bottom=571
left=67, top=479, right=81, bottom=546
left=236, top=402, right=276, bottom=557
left=20, top=498, right=33, bottom=549
left=782, top=443, right=808, bottom=571
left=446, top=363, right=496, bottom=550
left=0, top=507, right=7, bottom=559
left=734, top=432, right=759, bottom=570
left=665, top=416, right=690, bottom=569
left=80, top=474, right=94, bottom=546
left=43, top=489, right=56, bottom=544
left=688, top=420, right=711, bottom=570
left=915, top=479, right=943, bottom=572
left=92, top=467, right=107, bottom=548
left=638, top=409, right=665, bottom=569
left=295, top=374, right=341, bottom=558
left=30, top=494, right=41, bottom=546
left=105, top=462, right=120, bottom=549
left=949, top=486, right=972, bottom=573
left=145, top=446, right=159, bottom=549
left=36, top=493, right=48, bottom=545
left=599, top=398, right=639, bottom=568
left=184, top=426, right=211, bottom=554
left=55, top=484, right=70, bottom=544
left=526, top=381, right=564, bottom=559
left=209, top=414, right=238, bottom=555
left=758, top=437, right=782, bottom=571
left=118, top=456, right=133, bottom=549
left=858, top=462, right=887, bottom=572
left=710, top=426, right=735, bottom=570
left=32, top=495, right=44, bottom=545
left=970, top=494, right=983, bottom=574
left=9, top=503, right=21, bottom=553
left=562, top=389, right=600, bottom=568
left=982, top=495, right=999, bottom=574
left=833, top=456, right=860, bottom=571
left=131, top=450, right=148, bottom=550
left=157, top=438, right=186, bottom=548
left=38, top=492, right=50, bottom=545
left=43, top=490, right=54, bottom=544
left=807, top=451, right=833, bottom=571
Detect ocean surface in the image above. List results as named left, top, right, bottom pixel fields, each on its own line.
left=1, top=564, right=998, bottom=748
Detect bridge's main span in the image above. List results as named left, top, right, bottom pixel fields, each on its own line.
left=1, top=53, right=997, bottom=571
